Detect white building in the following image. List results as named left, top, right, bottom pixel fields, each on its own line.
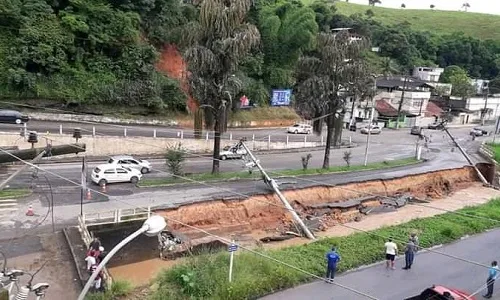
left=447, top=95, right=500, bottom=124
left=412, top=67, right=444, bottom=83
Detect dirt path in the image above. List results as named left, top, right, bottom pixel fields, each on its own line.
left=110, top=184, right=500, bottom=288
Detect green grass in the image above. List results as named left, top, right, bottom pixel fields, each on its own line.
left=139, top=157, right=419, bottom=187
left=488, top=143, right=500, bottom=163
left=85, top=280, right=132, bottom=300
left=0, top=189, right=31, bottom=199
left=229, top=107, right=300, bottom=123
left=151, top=198, right=500, bottom=300
left=331, top=2, right=500, bottom=40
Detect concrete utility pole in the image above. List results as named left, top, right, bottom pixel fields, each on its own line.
left=481, top=85, right=489, bottom=126
left=0, top=143, right=86, bottom=163
left=239, top=140, right=316, bottom=240
left=364, top=76, right=377, bottom=166
left=396, top=76, right=408, bottom=129
left=0, top=150, right=46, bottom=191
left=441, top=123, right=488, bottom=185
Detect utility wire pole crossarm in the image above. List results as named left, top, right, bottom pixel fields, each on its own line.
left=239, top=140, right=315, bottom=240
left=0, top=150, right=46, bottom=191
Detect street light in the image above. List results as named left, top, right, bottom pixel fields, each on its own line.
left=364, top=75, right=378, bottom=166
left=77, top=215, right=167, bottom=300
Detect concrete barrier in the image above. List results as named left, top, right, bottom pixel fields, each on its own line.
left=0, top=132, right=324, bottom=157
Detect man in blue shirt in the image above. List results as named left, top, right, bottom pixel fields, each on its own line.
left=325, top=246, right=341, bottom=283
left=484, top=260, right=499, bottom=298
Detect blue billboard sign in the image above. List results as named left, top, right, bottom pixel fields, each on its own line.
left=271, top=89, right=292, bottom=106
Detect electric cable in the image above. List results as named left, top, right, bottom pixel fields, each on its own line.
left=0, top=147, right=381, bottom=300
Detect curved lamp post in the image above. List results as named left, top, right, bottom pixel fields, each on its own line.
left=77, top=215, right=167, bottom=300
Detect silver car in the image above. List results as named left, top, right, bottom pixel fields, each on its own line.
left=360, top=125, right=382, bottom=135
left=219, top=146, right=247, bottom=160
left=108, top=155, right=152, bottom=174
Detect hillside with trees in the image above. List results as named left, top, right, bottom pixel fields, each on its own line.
left=1, top=0, right=500, bottom=118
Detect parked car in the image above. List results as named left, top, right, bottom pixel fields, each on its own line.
left=108, top=155, right=151, bottom=174
left=0, top=110, right=29, bottom=124
left=404, top=285, right=475, bottom=300
left=287, top=124, right=313, bottom=134
left=91, top=164, right=143, bottom=186
left=219, top=145, right=247, bottom=160
left=427, top=122, right=441, bottom=130
left=410, top=126, right=423, bottom=135
left=470, top=127, right=488, bottom=137
left=360, top=124, right=382, bottom=135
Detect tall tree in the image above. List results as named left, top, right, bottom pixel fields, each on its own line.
left=258, top=2, right=318, bottom=88
left=430, top=4, right=435, bottom=10
left=368, top=0, right=381, bottom=6
left=400, top=3, right=405, bottom=8
left=462, top=2, right=470, bottom=12
left=295, top=31, right=368, bottom=169
left=182, top=0, right=260, bottom=174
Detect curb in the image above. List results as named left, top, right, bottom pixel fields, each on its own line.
left=62, top=228, right=85, bottom=288
left=28, top=145, right=357, bottom=165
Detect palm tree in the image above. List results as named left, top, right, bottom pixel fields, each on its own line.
left=430, top=4, right=435, bottom=10
left=462, top=2, right=470, bottom=11
left=381, top=57, right=399, bottom=78
left=401, top=3, right=406, bottom=8
left=295, top=31, right=368, bottom=169
left=182, top=0, right=260, bottom=174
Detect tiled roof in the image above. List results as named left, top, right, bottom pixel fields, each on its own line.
left=375, top=100, right=398, bottom=117
left=425, top=101, right=444, bottom=117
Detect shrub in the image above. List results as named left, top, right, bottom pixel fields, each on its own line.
left=165, top=143, right=187, bottom=176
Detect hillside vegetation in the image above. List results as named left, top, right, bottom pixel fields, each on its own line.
left=334, top=2, right=500, bottom=41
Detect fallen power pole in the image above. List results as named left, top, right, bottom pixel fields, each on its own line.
left=0, top=150, right=46, bottom=191
left=238, top=139, right=316, bottom=240
left=0, top=143, right=86, bottom=164
left=441, top=124, right=488, bottom=185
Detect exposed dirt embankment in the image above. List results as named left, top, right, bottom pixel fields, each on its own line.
left=159, top=167, right=478, bottom=237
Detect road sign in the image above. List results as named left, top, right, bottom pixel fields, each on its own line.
left=228, top=244, right=238, bottom=252
left=271, top=89, right=292, bottom=106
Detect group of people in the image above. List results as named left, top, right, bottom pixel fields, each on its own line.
left=84, top=237, right=106, bottom=292
left=325, top=233, right=500, bottom=299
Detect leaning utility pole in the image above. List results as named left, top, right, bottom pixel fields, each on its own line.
left=238, top=140, right=315, bottom=240
left=0, top=143, right=86, bottom=163
left=396, top=76, right=408, bottom=129
left=441, top=123, right=488, bottom=185
left=0, top=150, right=46, bottom=191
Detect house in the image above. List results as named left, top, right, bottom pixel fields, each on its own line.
left=412, top=67, right=444, bottom=82
left=373, top=76, right=435, bottom=127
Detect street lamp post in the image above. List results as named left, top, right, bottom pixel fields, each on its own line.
left=364, top=75, right=377, bottom=166
left=77, top=215, right=167, bottom=300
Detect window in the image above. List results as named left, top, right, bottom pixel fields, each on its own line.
left=104, top=169, right=115, bottom=174
left=116, top=168, right=128, bottom=174
left=412, top=100, right=423, bottom=107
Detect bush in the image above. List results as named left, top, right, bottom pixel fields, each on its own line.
left=152, top=198, right=500, bottom=300
left=86, top=280, right=132, bottom=300
left=165, top=143, right=187, bottom=176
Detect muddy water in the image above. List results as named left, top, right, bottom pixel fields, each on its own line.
left=108, top=257, right=182, bottom=287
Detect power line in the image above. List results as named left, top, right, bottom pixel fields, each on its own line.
left=0, top=147, right=380, bottom=300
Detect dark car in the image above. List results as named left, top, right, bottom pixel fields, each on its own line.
left=410, top=126, right=422, bottom=135
left=0, top=110, right=29, bottom=124
left=405, top=285, right=476, bottom=300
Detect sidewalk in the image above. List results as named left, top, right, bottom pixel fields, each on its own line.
left=261, top=193, right=500, bottom=300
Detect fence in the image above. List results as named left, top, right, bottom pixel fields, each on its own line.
left=81, top=207, right=152, bottom=226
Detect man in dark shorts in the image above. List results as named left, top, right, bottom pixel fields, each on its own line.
left=384, top=238, right=398, bottom=270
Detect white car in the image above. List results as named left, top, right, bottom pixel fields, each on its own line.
left=287, top=124, right=313, bottom=134
left=91, top=164, right=143, bottom=186
left=360, top=124, right=382, bottom=135
left=108, top=155, right=151, bottom=174
left=219, top=145, right=247, bottom=160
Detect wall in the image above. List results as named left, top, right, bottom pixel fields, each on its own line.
left=0, top=133, right=322, bottom=157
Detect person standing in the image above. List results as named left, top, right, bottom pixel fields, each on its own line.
left=483, top=261, right=499, bottom=298
left=325, top=246, right=341, bottom=283
left=384, top=238, right=398, bottom=270
left=402, top=238, right=416, bottom=270
left=410, top=232, right=419, bottom=251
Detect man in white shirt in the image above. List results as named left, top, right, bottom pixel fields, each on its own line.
left=384, top=238, right=398, bottom=270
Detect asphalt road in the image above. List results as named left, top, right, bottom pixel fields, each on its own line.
left=0, top=120, right=323, bottom=142
left=260, top=228, right=500, bottom=300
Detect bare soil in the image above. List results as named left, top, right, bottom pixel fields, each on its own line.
left=108, top=166, right=494, bottom=289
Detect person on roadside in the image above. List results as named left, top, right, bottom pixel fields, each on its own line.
left=384, top=238, right=398, bottom=270
left=325, top=246, right=341, bottom=283
left=410, top=232, right=419, bottom=251
left=483, top=261, right=499, bottom=298
left=97, top=246, right=105, bottom=263
left=84, top=254, right=96, bottom=274
left=90, top=263, right=105, bottom=292
left=89, top=237, right=101, bottom=252
left=402, top=238, right=416, bottom=270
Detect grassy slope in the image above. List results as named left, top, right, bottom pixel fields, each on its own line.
left=333, top=2, right=500, bottom=40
